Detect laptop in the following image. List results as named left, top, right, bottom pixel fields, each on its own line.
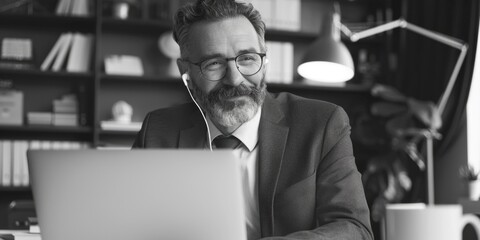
left=27, top=149, right=246, bottom=240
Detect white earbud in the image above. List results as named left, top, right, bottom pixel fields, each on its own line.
left=181, top=73, right=189, bottom=86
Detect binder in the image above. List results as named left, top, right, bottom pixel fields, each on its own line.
left=51, top=33, right=73, bottom=71
left=40, top=33, right=68, bottom=71
left=66, top=33, right=93, bottom=72
left=55, top=0, right=72, bottom=15
left=1, top=141, right=12, bottom=186
left=71, top=0, right=89, bottom=16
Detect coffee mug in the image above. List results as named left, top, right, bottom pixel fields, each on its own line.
left=386, top=203, right=480, bottom=240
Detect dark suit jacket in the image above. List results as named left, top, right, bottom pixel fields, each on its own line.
left=132, top=92, right=373, bottom=240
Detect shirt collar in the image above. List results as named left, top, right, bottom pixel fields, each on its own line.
left=207, top=107, right=262, bottom=152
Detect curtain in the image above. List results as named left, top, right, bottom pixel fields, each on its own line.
left=393, top=0, right=479, bottom=157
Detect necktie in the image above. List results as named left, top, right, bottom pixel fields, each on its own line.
left=213, top=135, right=242, bottom=149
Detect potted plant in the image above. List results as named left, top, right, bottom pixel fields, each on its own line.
left=459, top=164, right=480, bottom=200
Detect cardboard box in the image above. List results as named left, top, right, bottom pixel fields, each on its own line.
left=0, top=90, right=23, bottom=126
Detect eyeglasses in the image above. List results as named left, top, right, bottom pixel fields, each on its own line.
left=185, top=52, right=266, bottom=81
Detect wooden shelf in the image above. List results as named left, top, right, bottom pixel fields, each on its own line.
left=265, top=29, right=317, bottom=42
left=100, top=74, right=179, bottom=83
left=101, top=18, right=171, bottom=34
left=99, top=129, right=139, bottom=136
left=0, top=68, right=93, bottom=82
left=0, top=187, right=31, bottom=192
left=0, top=14, right=95, bottom=32
left=0, top=125, right=92, bottom=134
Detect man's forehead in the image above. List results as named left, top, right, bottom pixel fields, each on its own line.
left=187, top=17, right=261, bottom=59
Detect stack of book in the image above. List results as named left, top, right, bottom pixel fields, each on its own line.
left=40, top=32, right=93, bottom=73
left=100, top=120, right=142, bottom=132
left=52, top=94, right=78, bottom=127
left=26, top=112, right=52, bottom=125
left=26, top=94, right=80, bottom=127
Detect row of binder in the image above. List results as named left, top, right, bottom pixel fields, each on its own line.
left=0, top=140, right=90, bottom=187
left=40, top=32, right=93, bottom=73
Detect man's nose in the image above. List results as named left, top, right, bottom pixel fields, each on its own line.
left=222, top=61, right=244, bottom=86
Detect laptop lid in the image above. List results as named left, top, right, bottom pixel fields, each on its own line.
left=27, top=149, right=246, bottom=240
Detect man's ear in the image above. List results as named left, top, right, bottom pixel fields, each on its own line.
left=177, top=58, right=187, bottom=76
left=177, top=59, right=191, bottom=88
left=177, top=59, right=193, bottom=89
left=261, top=57, right=269, bottom=75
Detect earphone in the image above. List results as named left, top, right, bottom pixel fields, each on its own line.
left=181, top=73, right=189, bottom=86
left=181, top=73, right=213, bottom=151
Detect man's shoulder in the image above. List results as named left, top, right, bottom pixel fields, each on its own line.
left=148, top=102, right=196, bottom=116
left=269, top=92, right=338, bottom=112
left=144, top=102, right=198, bottom=125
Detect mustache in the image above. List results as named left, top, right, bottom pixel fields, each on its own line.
left=207, top=84, right=260, bottom=102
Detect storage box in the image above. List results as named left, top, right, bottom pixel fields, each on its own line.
left=0, top=90, right=23, bottom=126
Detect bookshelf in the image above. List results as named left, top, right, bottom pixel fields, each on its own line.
left=0, top=0, right=395, bottom=229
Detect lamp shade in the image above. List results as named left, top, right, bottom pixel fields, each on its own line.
left=298, top=7, right=355, bottom=83
left=298, top=35, right=354, bottom=83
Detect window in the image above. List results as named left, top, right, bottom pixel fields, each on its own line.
left=467, top=18, right=480, bottom=171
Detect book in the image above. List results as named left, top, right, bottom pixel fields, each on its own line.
left=1, top=140, right=12, bottom=186
left=71, top=0, right=89, bottom=16
left=27, top=112, right=53, bottom=125
left=0, top=140, right=2, bottom=186
left=12, top=141, right=22, bottom=187
left=52, top=113, right=78, bottom=126
left=282, top=42, right=294, bottom=83
left=104, top=55, right=144, bottom=76
left=55, top=0, right=72, bottom=15
left=100, top=120, right=142, bottom=132
left=10, top=141, right=29, bottom=187
left=51, top=32, right=73, bottom=71
left=77, top=84, right=88, bottom=126
left=19, top=141, right=29, bottom=186
left=40, top=33, right=68, bottom=71
left=66, top=33, right=93, bottom=72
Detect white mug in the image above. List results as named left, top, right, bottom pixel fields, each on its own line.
left=386, top=203, right=480, bottom=240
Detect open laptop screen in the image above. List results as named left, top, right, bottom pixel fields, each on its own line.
left=27, top=149, right=246, bottom=240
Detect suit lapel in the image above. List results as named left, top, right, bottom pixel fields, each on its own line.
left=179, top=110, right=207, bottom=148
left=258, top=93, right=289, bottom=237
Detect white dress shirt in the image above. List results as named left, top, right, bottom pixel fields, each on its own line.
left=206, top=108, right=262, bottom=240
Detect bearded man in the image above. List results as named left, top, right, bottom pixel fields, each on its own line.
left=132, top=0, right=373, bottom=239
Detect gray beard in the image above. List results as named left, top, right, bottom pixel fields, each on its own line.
left=191, top=80, right=267, bottom=128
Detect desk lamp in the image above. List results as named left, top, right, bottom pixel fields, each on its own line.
left=299, top=4, right=468, bottom=205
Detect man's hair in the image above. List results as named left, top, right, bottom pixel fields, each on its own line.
left=173, top=0, right=266, bottom=58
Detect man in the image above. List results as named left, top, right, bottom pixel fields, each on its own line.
left=133, top=0, right=373, bottom=239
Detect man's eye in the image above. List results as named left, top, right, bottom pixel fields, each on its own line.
left=203, top=60, right=224, bottom=70
left=237, top=55, right=258, bottom=65
left=207, top=61, right=221, bottom=66
left=239, top=56, right=254, bottom=61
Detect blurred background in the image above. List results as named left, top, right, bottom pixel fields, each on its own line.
left=0, top=0, right=479, bottom=239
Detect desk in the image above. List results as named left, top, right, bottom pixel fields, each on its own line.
left=0, top=230, right=40, bottom=240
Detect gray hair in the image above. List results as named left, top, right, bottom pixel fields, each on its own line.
left=173, top=0, right=266, bottom=59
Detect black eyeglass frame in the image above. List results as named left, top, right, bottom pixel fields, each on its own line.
left=183, top=52, right=267, bottom=81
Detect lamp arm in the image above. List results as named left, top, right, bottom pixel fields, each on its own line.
left=341, top=19, right=406, bottom=42
left=340, top=18, right=469, bottom=117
